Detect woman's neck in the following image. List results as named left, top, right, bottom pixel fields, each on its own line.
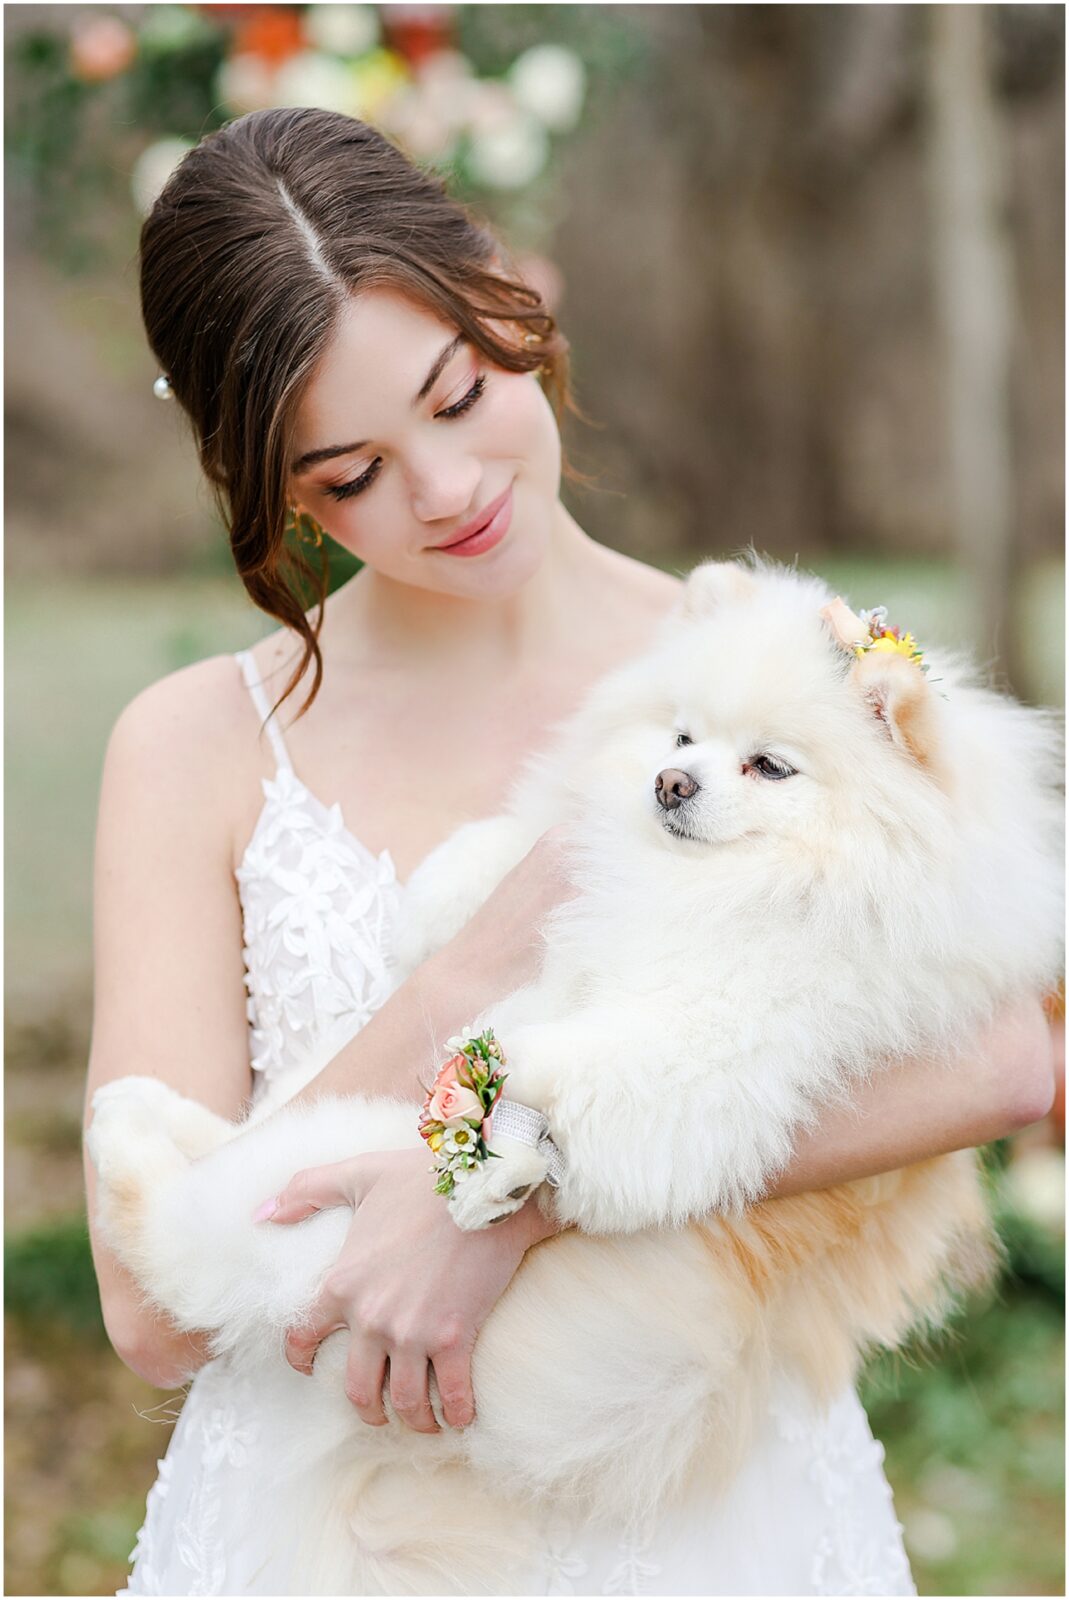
left=330, top=503, right=619, bottom=677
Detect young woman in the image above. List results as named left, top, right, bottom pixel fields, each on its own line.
left=84, top=108, right=1052, bottom=1596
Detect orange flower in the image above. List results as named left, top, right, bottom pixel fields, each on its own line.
left=232, top=6, right=305, bottom=66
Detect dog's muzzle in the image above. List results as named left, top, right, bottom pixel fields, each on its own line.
left=655, top=768, right=701, bottom=811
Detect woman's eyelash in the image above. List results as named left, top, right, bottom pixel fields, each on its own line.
left=324, top=457, right=382, bottom=503
left=436, top=372, right=486, bottom=419
left=321, top=374, right=487, bottom=502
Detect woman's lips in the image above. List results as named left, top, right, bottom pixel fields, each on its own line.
left=432, top=486, right=513, bottom=558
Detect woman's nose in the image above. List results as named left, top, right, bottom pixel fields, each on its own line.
left=406, top=447, right=482, bottom=525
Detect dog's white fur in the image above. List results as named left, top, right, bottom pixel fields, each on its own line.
left=88, top=559, right=1063, bottom=1594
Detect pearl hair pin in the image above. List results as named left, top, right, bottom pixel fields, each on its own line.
left=153, top=374, right=174, bottom=400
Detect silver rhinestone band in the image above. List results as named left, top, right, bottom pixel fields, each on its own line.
left=488, top=1098, right=565, bottom=1188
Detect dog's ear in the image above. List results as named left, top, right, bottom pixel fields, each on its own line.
left=678, top=561, right=758, bottom=621
left=820, top=597, right=868, bottom=653
left=851, top=650, right=942, bottom=773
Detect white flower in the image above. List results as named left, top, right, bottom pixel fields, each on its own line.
left=443, top=1126, right=480, bottom=1158
left=1003, top=1148, right=1065, bottom=1232
left=217, top=53, right=276, bottom=116
left=392, top=102, right=456, bottom=161
left=131, top=138, right=193, bottom=217
left=467, top=110, right=549, bottom=191
left=304, top=4, right=380, bottom=58
left=273, top=51, right=357, bottom=115
left=508, top=44, right=586, bottom=133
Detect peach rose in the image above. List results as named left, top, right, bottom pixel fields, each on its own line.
left=427, top=1080, right=484, bottom=1125
left=430, top=1054, right=468, bottom=1093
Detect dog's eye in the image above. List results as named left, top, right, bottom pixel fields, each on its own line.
left=748, top=754, right=796, bottom=781
left=675, top=732, right=693, bottom=749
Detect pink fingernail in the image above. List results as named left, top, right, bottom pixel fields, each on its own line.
left=252, top=1196, right=279, bottom=1223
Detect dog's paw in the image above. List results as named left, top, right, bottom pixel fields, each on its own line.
left=89, top=1076, right=230, bottom=1171
left=87, top=1077, right=172, bottom=1174
left=447, top=1141, right=549, bottom=1231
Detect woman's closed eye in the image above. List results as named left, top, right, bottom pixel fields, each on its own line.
left=324, top=457, right=383, bottom=503
left=436, top=371, right=486, bottom=420
left=322, top=372, right=488, bottom=503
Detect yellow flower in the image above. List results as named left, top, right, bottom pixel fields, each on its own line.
left=351, top=48, right=410, bottom=121
left=427, top=1129, right=444, bottom=1153
left=869, top=632, right=921, bottom=660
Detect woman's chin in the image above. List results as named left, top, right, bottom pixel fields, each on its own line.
left=423, top=522, right=551, bottom=602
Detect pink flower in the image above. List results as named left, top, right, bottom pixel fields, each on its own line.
left=431, top=1054, right=469, bottom=1093
left=427, top=1080, right=483, bottom=1125
left=70, top=16, right=136, bottom=82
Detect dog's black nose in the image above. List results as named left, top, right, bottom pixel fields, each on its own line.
left=655, top=768, right=700, bottom=810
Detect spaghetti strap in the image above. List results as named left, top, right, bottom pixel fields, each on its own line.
left=235, top=649, right=294, bottom=774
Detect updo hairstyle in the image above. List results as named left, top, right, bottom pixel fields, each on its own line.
left=139, top=107, right=570, bottom=714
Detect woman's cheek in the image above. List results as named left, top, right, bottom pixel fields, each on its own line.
left=319, top=490, right=409, bottom=570
left=491, top=372, right=561, bottom=483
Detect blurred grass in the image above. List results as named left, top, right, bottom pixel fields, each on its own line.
left=5, top=574, right=269, bottom=1015
left=5, top=559, right=1064, bottom=1595
left=863, top=1290, right=1064, bottom=1596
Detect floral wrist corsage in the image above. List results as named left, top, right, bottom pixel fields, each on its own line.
left=419, top=1028, right=508, bottom=1195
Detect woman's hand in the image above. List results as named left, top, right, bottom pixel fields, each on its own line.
left=258, top=1147, right=558, bottom=1432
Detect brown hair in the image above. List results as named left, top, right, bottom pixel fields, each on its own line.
left=139, top=107, right=570, bottom=715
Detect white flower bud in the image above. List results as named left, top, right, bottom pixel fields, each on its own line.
left=508, top=44, right=586, bottom=133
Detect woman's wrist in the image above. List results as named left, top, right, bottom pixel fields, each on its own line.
left=515, top=1193, right=563, bottom=1248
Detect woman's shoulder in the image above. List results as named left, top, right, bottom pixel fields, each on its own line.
left=104, top=652, right=268, bottom=834
left=586, top=547, right=683, bottom=666
left=112, top=651, right=254, bottom=743
left=597, top=545, right=683, bottom=612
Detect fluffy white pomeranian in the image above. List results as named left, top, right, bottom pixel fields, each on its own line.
left=88, top=559, right=1062, bottom=1594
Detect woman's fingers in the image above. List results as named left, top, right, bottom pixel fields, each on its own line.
left=430, top=1340, right=476, bottom=1430
left=254, top=1156, right=374, bottom=1225
left=386, top=1350, right=440, bottom=1434
left=283, top=1303, right=347, bottom=1376
left=344, top=1333, right=389, bottom=1427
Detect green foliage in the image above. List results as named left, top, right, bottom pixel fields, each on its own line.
left=5, top=1213, right=106, bottom=1339
left=862, top=1289, right=1064, bottom=1595
left=997, top=1206, right=1065, bottom=1298
left=122, top=10, right=228, bottom=141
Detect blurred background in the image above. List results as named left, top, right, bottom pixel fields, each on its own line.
left=4, top=4, right=1064, bottom=1594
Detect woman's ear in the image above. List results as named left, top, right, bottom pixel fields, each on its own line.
left=678, top=561, right=758, bottom=622
left=851, top=649, right=943, bottom=774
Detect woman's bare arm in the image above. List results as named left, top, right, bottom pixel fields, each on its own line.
left=766, top=992, right=1055, bottom=1199
left=85, top=664, right=256, bottom=1386
left=84, top=670, right=567, bottom=1388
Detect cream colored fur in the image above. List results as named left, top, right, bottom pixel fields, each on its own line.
left=88, top=558, right=1062, bottom=1594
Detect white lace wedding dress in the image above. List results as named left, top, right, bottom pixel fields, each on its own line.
left=118, top=651, right=916, bottom=1598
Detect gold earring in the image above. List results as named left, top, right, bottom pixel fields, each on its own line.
left=286, top=506, right=324, bottom=548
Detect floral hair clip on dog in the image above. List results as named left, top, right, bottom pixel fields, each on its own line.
left=820, top=597, right=927, bottom=672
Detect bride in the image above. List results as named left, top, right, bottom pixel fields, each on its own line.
left=83, top=107, right=1052, bottom=1596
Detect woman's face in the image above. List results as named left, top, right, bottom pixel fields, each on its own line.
left=288, top=289, right=562, bottom=600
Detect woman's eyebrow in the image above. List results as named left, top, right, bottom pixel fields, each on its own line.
left=291, top=334, right=465, bottom=476
left=414, top=333, right=464, bottom=403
